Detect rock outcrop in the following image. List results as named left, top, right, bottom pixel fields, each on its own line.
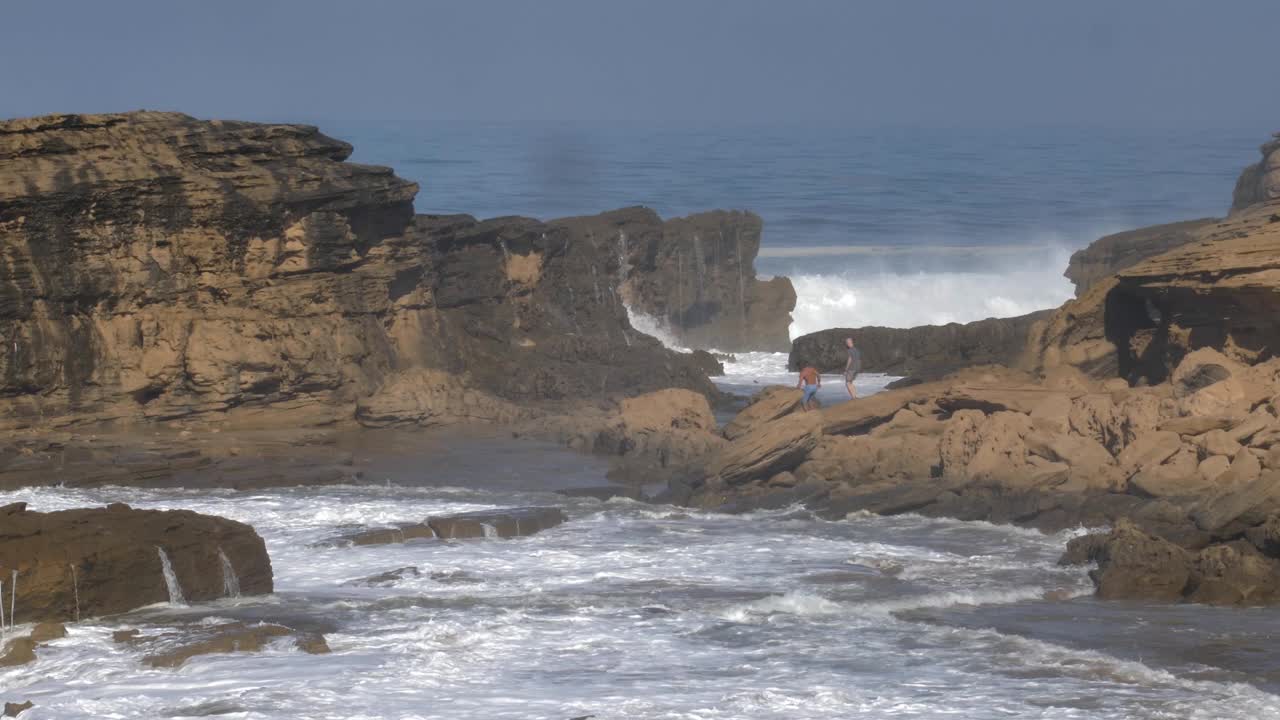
left=0, top=502, right=271, bottom=622
left=789, top=312, right=1050, bottom=381
left=1231, top=133, right=1280, bottom=213
left=1063, top=218, right=1219, bottom=296
left=0, top=112, right=731, bottom=431
left=618, top=209, right=796, bottom=352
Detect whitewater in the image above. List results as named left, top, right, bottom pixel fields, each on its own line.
left=6, top=474, right=1280, bottom=719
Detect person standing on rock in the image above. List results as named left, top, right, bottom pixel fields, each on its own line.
left=843, top=337, right=862, bottom=400
left=798, top=362, right=821, bottom=411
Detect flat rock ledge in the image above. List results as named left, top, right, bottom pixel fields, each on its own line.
left=336, top=507, right=567, bottom=545
left=0, top=503, right=272, bottom=623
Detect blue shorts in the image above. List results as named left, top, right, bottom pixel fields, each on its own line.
left=802, top=384, right=819, bottom=404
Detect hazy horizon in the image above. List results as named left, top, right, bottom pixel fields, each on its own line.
left=3, top=0, right=1278, bottom=133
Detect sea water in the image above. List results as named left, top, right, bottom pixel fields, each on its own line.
left=4, top=127, right=1278, bottom=717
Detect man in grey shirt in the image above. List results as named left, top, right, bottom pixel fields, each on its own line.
left=843, top=337, right=861, bottom=400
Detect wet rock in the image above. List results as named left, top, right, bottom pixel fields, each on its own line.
left=0, top=505, right=272, bottom=624
left=427, top=507, right=567, bottom=540
left=3, top=701, right=33, bottom=718
left=556, top=485, right=643, bottom=502
left=140, top=622, right=330, bottom=668
left=1069, top=520, right=1192, bottom=602
left=0, top=638, right=36, bottom=668
left=687, top=350, right=725, bottom=377
left=347, top=566, right=421, bottom=587
left=28, top=622, right=66, bottom=643
left=1187, top=542, right=1280, bottom=606
left=1246, top=516, right=1280, bottom=556
left=113, top=629, right=141, bottom=644
left=344, top=524, right=437, bottom=546
left=722, top=386, right=801, bottom=440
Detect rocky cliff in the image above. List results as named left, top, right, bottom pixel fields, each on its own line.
left=788, top=311, right=1051, bottom=382
left=1063, top=218, right=1219, bottom=296
left=618, top=209, right=796, bottom=352
left=1231, top=133, right=1280, bottom=213
left=0, top=112, right=741, bottom=430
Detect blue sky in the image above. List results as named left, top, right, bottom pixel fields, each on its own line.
left=3, top=0, right=1278, bottom=130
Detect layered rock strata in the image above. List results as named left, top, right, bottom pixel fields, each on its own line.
left=0, top=112, right=735, bottom=431
left=0, top=502, right=272, bottom=622
left=1231, top=133, right=1280, bottom=212
left=1063, top=218, right=1219, bottom=296
left=618, top=209, right=796, bottom=352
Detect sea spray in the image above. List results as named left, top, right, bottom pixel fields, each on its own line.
left=156, top=547, right=186, bottom=605
left=218, top=548, right=241, bottom=598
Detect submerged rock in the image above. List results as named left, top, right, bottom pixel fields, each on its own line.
left=346, top=566, right=421, bottom=587
left=3, top=701, right=33, bottom=718
left=427, top=507, right=567, bottom=540
left=0, top=638, right=36, bottom=668
left=0, top=504, right=272, bottom=623
left=139, top=622, right=330, bottom=668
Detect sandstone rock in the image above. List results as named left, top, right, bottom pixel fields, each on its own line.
left=0, top=638, right=36, bottom=668
left=936, top=385, right=1072, bottom=416
left=1245, top=516, right=1280, bottom=556
left=28, top=622, right=66, bottom=643
left=1022, top=277, right=1119, bottom=379
left=1116, top=431, right=1182, bottom=477
left=426, top=508, right=567, bottom=540
left=789, top=311, right=1050, bottom=381
left=344, top=524, right=437, bottom=546
left=3, top=701, right=33, bottom=717
left=1199, top=455, right=1232, bottom=483
left=1130, top=462, right=1212, bottom=499
left=722, top=386, right=801, bottom=440
left=1064, top=218, right=1219, bottom=296
left=1230, top=134, right=1280, bottom=212
left=1029, top=393, right=1073, bottom=434
left=820, top=382, right=947, bottom=436
left=1228, top=410, right=1275, bottom=445
left=1109, top=205, right=1280, bottom=384
left=707, top=411, right=823, bottom=486
left=1066, top=520, right=1192, bottom=602
left=1187, top=543, right=1280, bottom=606
left=1192, top=469, right=1280, bottom=532
left=0, top=112, right=721, bottom=430
left=1196, top=429, right=1243, bottom=458
left=1159, top=415, right=1239, bottom=435
left=0, top=505, right=271, bottom=623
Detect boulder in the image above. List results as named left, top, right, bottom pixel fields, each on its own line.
left=1195, top=430, right=1243, bottom=458
left=0, top=505, right=271, bottom=623
left=706, top=411, right=823, bottom=486
left=3, top=701, right=33, bottom=718
left=1064, top=520, right=1192, bottom=602
left=722, top=386, right=801, bottom=440
left=1116, top=431, right=1183, bottom=477
left=1160, top=415, right=1239, bottom=435
left=1192, top=469, right=1280, bottom=532
left=427, top=508, right=567, bottom=540
left=28, top=622, right=67, bottom=643
left=1245, top=516, right=1280, bottom=556
left=0, top=638, right=36, bottom=668
left=1199, top=455, right=1232, bottom=483
left=1187, top=543, right=1280, bottom=606
left=618, top=389, right=717, bottom=435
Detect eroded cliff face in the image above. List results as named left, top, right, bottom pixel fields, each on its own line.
left=617, top=209, right=796, bottom=352
left=1231, top=134, right=1280, bottom=213
left=0, top=112, right=715, bottom=430
left=1063, top=218, right=1220, bottom=297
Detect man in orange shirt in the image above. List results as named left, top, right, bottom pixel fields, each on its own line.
left=797, top=362, right=821, bottom=411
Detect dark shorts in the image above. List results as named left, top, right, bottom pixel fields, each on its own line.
left=844, top=371, right=858, bottom=383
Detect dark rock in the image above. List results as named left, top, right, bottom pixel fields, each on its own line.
left=1186, top=541, right=1280, bottom=606
left=0, top=505, right=272, bottom=623
left=3, top=701, right=33, bottom=718
left=140, top=622, right=328, bottom=668
left=1246, top=516, right=1280, bottom=557
left=1231, top=134, right=1280, bottom=212
left=620, top=210, right=795, bottom=352
left=687, top=350, right=725, bottom=377
left=113, top=629, right=141, bottom=644
left=1081, top=520, right=1193, bottom=602
left=427, top=507, right=567, bottom=540
left=28, top=622, right=66, bottom=642
left=789, top=312, right=1051, bottom=380
left=347, top=566, right=421, bottom=587
left=0, top=503, right=26, bottom=516
left=343, top=524, right=437, bottom=546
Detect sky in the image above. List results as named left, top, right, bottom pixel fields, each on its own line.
left=2, top=0, right=1278, bottom=130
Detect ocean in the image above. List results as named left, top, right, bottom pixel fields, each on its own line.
left=4, top=125, right=1278, bottom=719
